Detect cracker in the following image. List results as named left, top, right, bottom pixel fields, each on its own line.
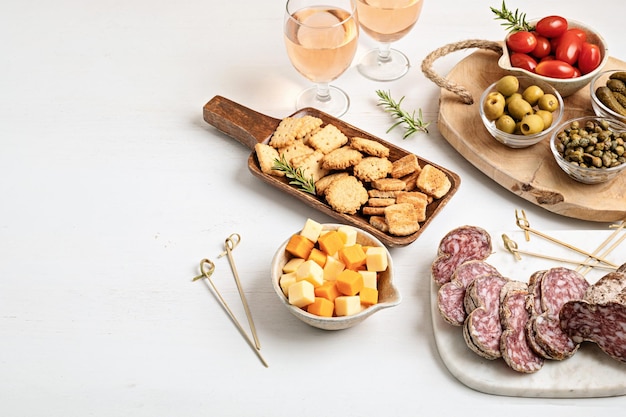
left=368, top=189, right=399, bottom=198
left=255, top=143, right=284, bottom=177
left=362, top=206, right=387, bottom=216
left=291, top=150, right=329, bottom=183
left=391, top=153, right=421, bottom=178
left=278, top=140, right=314, bottom=165
left=295, top=115, right=324, bottom=139
left=396, top=191, right=428, bottom=222
left=400, top=170, right=420, bottom=191
left=384, top=203, right=420, bottom=236
left=369, top=216, right=389, bottom=233
left=308, top=124, right=348, bottom=154
left=324, top=175, right=368, bottom=215
left=350, top=137, right=390, bottom=158
left=416, top=164, right=451, bottom=199
left=353, top=157, right=393, bottom=182
left=269, top=117, right=300, bottom=148
left=315, top=172, right=349, bottom=196
left=371, top=178, right=406, bottom=191
left=367, top=197, right=396, bottom=207
left=322, top=146, right=363, bottom=170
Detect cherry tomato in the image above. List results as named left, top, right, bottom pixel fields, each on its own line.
left=510, top=52, right=538, bottom=72
left=578, top=42, right=602, bottom=74
left=531, top=34, right=551, bottom=59
left=535, top=15, right=568, bottom=38
left=540, top=55, right=555, bottom=62
left=555, top=30, right=583, bottom=65
left=536, top=60, right=577, bottom=79
left=506, top=31, right=537, bottom=54
left=568, top=28, right=587, bottom=43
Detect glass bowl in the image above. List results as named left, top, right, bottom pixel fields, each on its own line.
left=590, top=69, right=626, bottom=124
left=479, top=76, right=564, bottom=149
left=550, top=116, right=626, bottom=184
left=498, top=19, right=609, bottom=98
left=271, top=223, right=401, bottom=330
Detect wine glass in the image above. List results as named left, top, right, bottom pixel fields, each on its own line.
left=356, top=0, right=424, bottom=81
left=284, top=0, right=359, bottom=117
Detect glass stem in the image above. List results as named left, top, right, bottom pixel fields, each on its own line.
left=315, top=82, right=331, bottom=103
left=377, top=43, right=392, bottom=63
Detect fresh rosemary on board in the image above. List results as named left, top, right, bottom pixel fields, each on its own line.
left=376, top=90, right=430, bottom=139
left=490, top=1, right=534, bottom=33
left=272, top=154, right=316, bottom=195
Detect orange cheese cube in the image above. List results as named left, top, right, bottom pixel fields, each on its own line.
left=315, top=280, right=341, bottom=302
left=288, top=280, right=315, bottom=308
left=335, top=269, right=364, bottom=296
left=366, top=246, right=388, bottom=272
left=359, top=287, right=379, bottom=306
left=285, top=234, right=314, bottom=260
left=338, top=244, right=367, bottom=270
left=307, top=297, right=334, bottom=317
left=323, top=255, right=345, bottom=281
left=307, top=247, right=327, bottom=268
left=335, top=295, right=361, bottom=316
left=317, top=230, right=345, bottom=256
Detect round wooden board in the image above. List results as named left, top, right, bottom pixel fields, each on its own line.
left=438, top=51, right=626, bottom=222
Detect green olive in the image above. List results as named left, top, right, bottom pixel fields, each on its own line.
left=483, top=91, right=505, bottom=121
left=496, top=75, right=520, bottom=97
left=520, top=114, right=545, bottom=135
left=534, top=109, right=553, bottom=129
left=505, top=92, right=523, bottom=106
left=522, top=85, right=545, bottom=106
left=495, top=114, right=516, bottom=134
left=507, top=98, right=533, bottom=121
left=538, top=93, right=559, bottom=112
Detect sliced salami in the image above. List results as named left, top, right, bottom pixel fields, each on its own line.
left=431, top=226, right=492, bottom=286
left=499, top=281, right=544, bottom=373
left=560, top=270, right=626, bottom=363
left=526, top=267, right=589, bottom=360
left=437, top=260, right=501, bottom=326
left=463, top=274, right=509, bottom=360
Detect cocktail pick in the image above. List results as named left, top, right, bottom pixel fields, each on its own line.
left=577, top=220, right=626, bottom=275
left=217, top=233, right=261, bottom=350
left=192, top=258, right=268, bottom=368
left=514, top=209, right=618, bottom=268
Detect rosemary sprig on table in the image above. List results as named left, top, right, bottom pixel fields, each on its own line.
left=272, top=154, right=316, bottom=195
left=376, top=90, right=430, bottom=139
left=490, top=1, right=534, bottom=33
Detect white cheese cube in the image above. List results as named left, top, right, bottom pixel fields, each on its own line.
left=288, top=280, right=315, bottom=308
left=279, top=272, right=297, bottom=295
left=366, top=246, right=388, bottom=272
left=338, top=225, right=357, bottom=247
left=300, top=218, right=323, bottom=243
left=359, top=270, right=378, bottom=289
left=335, top=295, right=362, bottom=316
left=296, top=259, right=324, bottom=287
left=323, top=255, right=345, bottom=281
left=283, top=257, right=305, bottom=273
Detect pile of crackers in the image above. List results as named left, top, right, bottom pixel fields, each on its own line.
left=255, top=115, right=451, bottom=236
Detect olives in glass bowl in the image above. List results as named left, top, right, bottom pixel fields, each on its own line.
left=480, top=75, right=564, bottom=149
left=550, top=116, right=626, bottom=184
left=590, top=70, right=626, bottom=124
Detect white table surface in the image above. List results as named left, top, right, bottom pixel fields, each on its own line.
left=1, top=0, right=624, bottom=415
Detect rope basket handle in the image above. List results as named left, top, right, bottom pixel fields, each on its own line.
left=421, top=39, right=503, bottom=105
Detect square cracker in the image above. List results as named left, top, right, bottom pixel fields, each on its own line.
left=308, top=124, right=348, bottom=154
left=416, top=164, right=451, bottom=199
left=255, top=143, right=284, bottom=177
left=384, top=203, right=420, bottom=236
left=291, top=150, right=329, bottom=183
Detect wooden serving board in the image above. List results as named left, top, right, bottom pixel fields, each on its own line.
left=438, top=52, right=626, bottom=222
left=203, top=96, right=460, bottom=247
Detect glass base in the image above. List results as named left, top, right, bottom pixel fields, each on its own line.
left=357, top=48, right=410, bottom=81
left=296, top=85, right=350, bottom=117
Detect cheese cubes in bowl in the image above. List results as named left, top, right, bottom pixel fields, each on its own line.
left=271, top=219, right=401, bottom=330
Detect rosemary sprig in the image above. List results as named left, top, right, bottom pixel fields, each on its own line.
left=272, top=154, right=316, bottom=195
left=490, top=1, right=534, bottom=33
left=376, top=90, right=430, bottom=139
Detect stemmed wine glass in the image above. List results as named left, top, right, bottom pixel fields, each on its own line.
left=355, top=0, right=424, bottom=81
left=284, top=0, right=359, bottom=117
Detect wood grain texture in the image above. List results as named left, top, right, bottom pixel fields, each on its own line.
left=203, top=96, right=461, bottom=247
left=438, top=52, right=626, bottom=222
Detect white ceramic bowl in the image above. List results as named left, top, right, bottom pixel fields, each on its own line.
left=479, top=76, right=564, bottom=148
left=498, top=19, right=609, bottom=98
left=271, top=223, right=401, bottom=330
left=590, top=69, right=626, bottom=124
left=550, top=116, right=626, bottom=184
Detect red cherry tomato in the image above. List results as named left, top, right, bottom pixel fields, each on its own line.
left=578, top=42, right=602, bottom=74
left=506, top=31, right=537, bottom=54
left=510, top=52, right=538, bottom=72
left=536, top=59, right=577, bottom=79
left=531, top=34, right=551, bottom=59
left=540, top=55, right=556, bottom=62
left=535, top=15, right=568, bottom=38
left=555, top=30, right=583, bottom=65
left=568, top=28, right=587, bottom=43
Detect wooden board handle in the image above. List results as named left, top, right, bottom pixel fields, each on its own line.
left=203, top=95, right=281, bottom=150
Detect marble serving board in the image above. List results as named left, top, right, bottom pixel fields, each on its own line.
left=430, top=227, right=626, bottom=398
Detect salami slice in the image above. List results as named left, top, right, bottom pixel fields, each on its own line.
left=499, top=282, right=544, bottom=373
left=560, top=270, right=626, bottom=363
left=463, top=274, right=509, bottom=360
left=526, top=267, right=589, bottom=360
left=431, top=226, right=492, bottom=286
left=437, top=260, right=501, bottom=326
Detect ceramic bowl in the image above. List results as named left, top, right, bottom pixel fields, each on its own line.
left=479, top=76, right=564, bottom=148
left=550, top=116, right=626, bottom=184
left=498, top=20, right=609, bottom=98
left=590, top=69, right=626, bottom=124
left=271, top=223, right=401, bottom=330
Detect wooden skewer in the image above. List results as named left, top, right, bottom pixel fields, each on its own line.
left=578, top=220, right=625, bottom=275
left=515, top=209, right=618, bottom=268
